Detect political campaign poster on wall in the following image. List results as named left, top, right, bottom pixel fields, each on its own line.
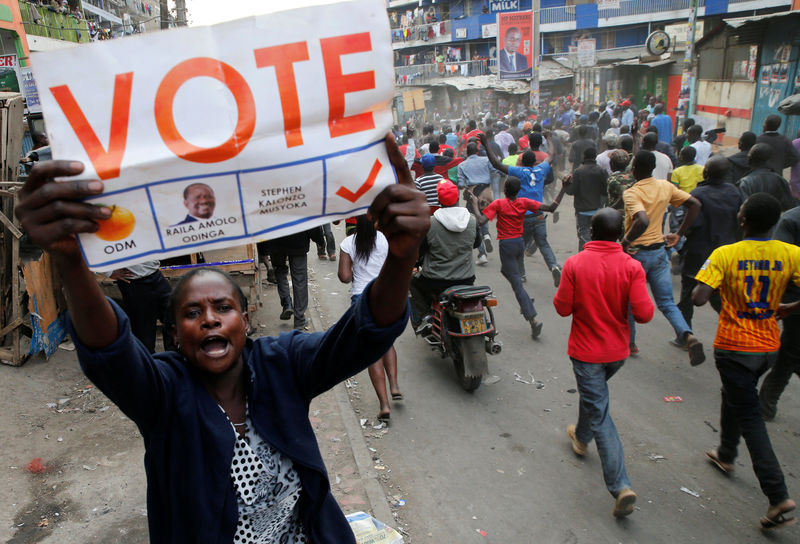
left=0, top=54, right=21, bottom=92
left=30, top=0, right=395, bottom=271
left=497, top=11, right=532, bottom=80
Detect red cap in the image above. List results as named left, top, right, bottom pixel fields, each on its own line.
left=437, top=180, right=459, bottom=207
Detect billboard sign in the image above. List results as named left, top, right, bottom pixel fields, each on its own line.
left=497, top=11, right=532, bottom=80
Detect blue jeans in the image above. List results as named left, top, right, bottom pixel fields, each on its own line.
left=499, top=238, right=536, bottom=320
left=520, top=213, right=558, bottom=275
left=629, top=247, right=692, bottom=345
left=572, top=358, right=631, bottom=497
left=575, top=212, right=595, bottom=252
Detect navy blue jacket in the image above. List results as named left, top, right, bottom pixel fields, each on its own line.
left=68, top=283, right=407, bottom=543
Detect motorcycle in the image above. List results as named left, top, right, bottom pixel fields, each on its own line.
left=413, top=285, right=501, bottom=392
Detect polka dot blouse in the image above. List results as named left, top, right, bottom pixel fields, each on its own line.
left=227, top=410, right=308, bottom=543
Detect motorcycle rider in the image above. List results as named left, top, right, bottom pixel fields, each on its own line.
left=409, top=180, right=481, bottom=329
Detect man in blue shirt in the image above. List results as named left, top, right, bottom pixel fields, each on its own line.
left=620, top=100, right=634, bottom=129
left=650, top=104, right=673, bottom=146
left=479, top=132, right=562, bottom=287
left=458, top=141, right=496, bottom=264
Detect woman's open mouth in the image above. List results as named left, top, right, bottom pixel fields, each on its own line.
left=200, top=335, right=230, bottom=358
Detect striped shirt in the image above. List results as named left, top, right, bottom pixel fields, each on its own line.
left=415, top=172, right=444, bottom=207
left=695, top=239, right=800, bottom=352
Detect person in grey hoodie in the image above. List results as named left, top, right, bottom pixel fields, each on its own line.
left=409, top=180, right=481, bottom=327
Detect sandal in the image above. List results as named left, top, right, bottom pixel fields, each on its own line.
left=391, top=392, right=404, bottom=401
left=761, top=500, right=797, bottom=530
left=705, top=450, right=734, bottom=474
left=377, top=412, right=391, bottom=423
left=687, top=339, right=705, bottom=366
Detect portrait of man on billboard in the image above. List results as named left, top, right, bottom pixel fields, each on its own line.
left=498, top=13, right=532, bottom=80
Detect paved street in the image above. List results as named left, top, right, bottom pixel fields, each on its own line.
left=313, top=200, right=800, bottom=543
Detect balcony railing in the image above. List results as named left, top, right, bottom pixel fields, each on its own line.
left=540, top=0, right=789, bottom=25
left=392, top=20, right=451, bottom=47
left=20, top=1, right=90, bottom=44
left=395, top=60, right=493, bottom=85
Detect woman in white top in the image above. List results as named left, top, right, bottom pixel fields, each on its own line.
left=338, top=215, right=402, bottom=422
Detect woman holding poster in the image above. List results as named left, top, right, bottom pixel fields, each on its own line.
left=13, top=135, right=430, bottom=544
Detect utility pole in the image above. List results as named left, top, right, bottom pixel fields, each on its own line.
left=530, top=0, right=540, bottom=112
left=679, top=0, right=699, bottom=122
left=159, top=0, right=169, bottom=29
left=175, top=0, right=188, bottom=27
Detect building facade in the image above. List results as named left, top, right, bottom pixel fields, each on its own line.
left=388, top=0, right=793, bottom=124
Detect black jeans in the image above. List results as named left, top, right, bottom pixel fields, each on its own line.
left=678, top=253, right=721, bottom=329
left=270, top=252, right=308, bottom=326
left=409, top=275, right=474, bottom=327
left=116, top=271, right=174, bottom=353
left=759, top=314, right=800, bottom=419
left=315, top=223, right=336, bottom=256
left=715, top=352, right=788, bottom=505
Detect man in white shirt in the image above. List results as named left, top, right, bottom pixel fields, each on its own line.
left=642, top=133, right=673, bottom=181
left=687, top=125, right=712, bottom=166
left=596, top=134, right=618, bottom=175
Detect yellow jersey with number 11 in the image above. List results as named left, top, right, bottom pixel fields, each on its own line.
left=694, top=239, right=800, bottom=352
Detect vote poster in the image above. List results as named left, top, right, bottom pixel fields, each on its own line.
left=30, top=0, right=395, bottom=270
left=497, top=11, right=532, bottom=81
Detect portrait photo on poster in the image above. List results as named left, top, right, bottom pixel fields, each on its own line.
left=497, top=11, right=532, bottom=80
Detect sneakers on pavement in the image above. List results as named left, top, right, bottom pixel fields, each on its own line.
left=279, top=307, right=294, bottom=320
left=566, top=424, right=587, bottom=456
left=613, top=489, right=637, bottom=518
left=483, top=234, right=494, bottom=253
left=551, top=266, right=562, bottom=287
left=525, top=243, right=538, bottom=257
left=476, top=254, right=488, bottom=266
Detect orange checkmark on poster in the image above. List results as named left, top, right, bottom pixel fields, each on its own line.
left=336, top=159, right=382, bottom=203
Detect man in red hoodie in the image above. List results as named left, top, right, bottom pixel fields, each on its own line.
left=553, top=208, right=654, bottom=518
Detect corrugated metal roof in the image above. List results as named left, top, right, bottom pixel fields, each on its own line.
left=725, top=10, right=800, bottom=29
left=417, top=60, right=573, bottom=94
left=613, top=58, right=675, bottom=68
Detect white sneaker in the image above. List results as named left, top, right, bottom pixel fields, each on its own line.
left=476, top=254, right=488, bottom=265
left=483, top=234, right=494, bottom=253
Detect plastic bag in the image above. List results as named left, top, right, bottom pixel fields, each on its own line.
left=346, top=511, right=404, bottom=544
left=778, top=94, right=800, bottom=115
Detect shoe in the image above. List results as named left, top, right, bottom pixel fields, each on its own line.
left=686, top=337, right=706, bottom=366
left=613, top=489, right=637, bottom=518
left=530, top=318, right=543, bottom=339
left=318, top=254, right=327, bottom=260
left=629, top=343, right=640, bottom=356
left=551, top=266, right=561, bottom=288
left=525, top=244, right=539, bottom=257
left=293, top=318, right=309, bottom=330
left=705, top=449, right=734, bottom=474
left=566, top=424, right=587, bottom=456
left=476, top=254, right=488, bottom=266
left=328, top=254, right=337, bottom=261
left=670, top=251, right=682, bottom=275
left=553, top=211, right=560, bottom=224
left=483, top=234, right=493, bottom=253
left=761, top=499, right=797, bottom=530
left=266, top=269, right=277, bottom=284
left=521, top=275, right=527, bottom=283
left=279, top=307, right=293, bottom=320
